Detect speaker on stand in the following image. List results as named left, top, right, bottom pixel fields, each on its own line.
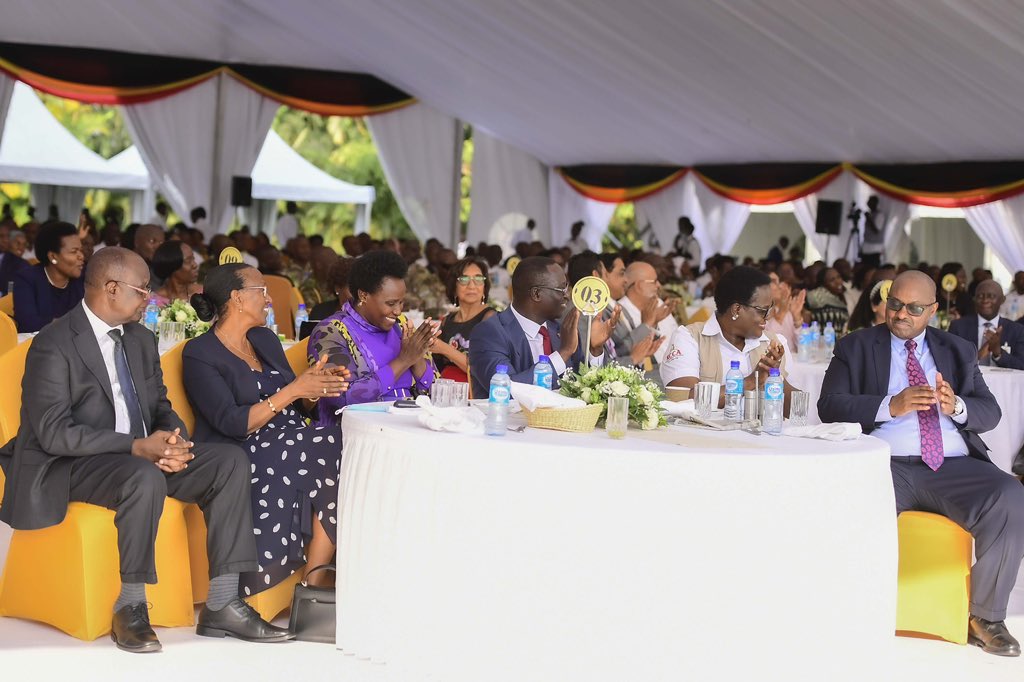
left=231, top=176, right=253, bottom=231
left=815, top=200, right=842, bottom=263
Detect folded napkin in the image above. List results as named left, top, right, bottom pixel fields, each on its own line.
left=782, top=422, right=862, bottom=441
left=415, top=395, right=485, bottom=434
left=660, top=399, right=695, bottom=418
left=510, top=382, right=586, bottom=411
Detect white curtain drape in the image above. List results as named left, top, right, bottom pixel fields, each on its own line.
left=634, top=177, right=688, bottom=254
left=687, top=175, right=751, bottom=258
left=964, top=194, right=1024, bottom=272
left=467, top=130, right=549, bottom=247
left=548, top=170, right=616, bottom=252
left=367, top=103, right=462, bottom=245
left=30, top=185, right=88, bottom=223
left=122, top=73, right=277, bottom=237
left=854, top=180, right=913, bottom=265
left=0, top=73, right=15, bottom=151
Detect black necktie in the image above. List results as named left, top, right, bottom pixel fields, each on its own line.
left=107, top=329, right=146, bottom=438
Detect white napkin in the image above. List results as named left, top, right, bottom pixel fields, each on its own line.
left=782, top=422, right=862, bottom=441
left=415, top=395, right=485, bottom=434
left=510, top=382, right=586, bottom=411
left=660, top=399, right=695, bottom=418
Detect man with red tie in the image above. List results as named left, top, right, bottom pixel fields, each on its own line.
left=820, top=270, right=1024, bottom=657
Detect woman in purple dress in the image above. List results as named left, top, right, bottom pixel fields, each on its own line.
left=307, top=250, right=437, bottom=423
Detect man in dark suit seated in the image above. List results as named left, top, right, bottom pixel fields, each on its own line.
left=0, top=247, right=291, bottom=653
left=948, top=279, right=1024, bottom=370
left=468, top=256, right=615, bottom=398
left=819, top=270, right=1024, bottom=657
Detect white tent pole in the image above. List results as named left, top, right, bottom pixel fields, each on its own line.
left=355, top=202, right=370, bottom=234
left=449, top=119, right=463, bottom=248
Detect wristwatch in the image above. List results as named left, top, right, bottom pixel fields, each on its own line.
left=953, top=395, right=965, bottom=417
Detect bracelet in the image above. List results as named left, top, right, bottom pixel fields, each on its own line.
left=266, top=397, right=278, bottom=413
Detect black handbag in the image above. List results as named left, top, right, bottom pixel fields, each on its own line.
left=288, top=564, right=336, bottom=643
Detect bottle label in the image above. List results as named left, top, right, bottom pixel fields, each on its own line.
left=725, top=377, right=741, bottom=394
left=489, top=385, right=510, bottom=403
left=765, top=382, right=784, bottom=400
left=535, top=372, right=552, bottom=390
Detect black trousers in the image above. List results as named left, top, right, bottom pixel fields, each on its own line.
left=891, top=456, right=1024, bottom=621
left=68, top=442, right=259, bottom=584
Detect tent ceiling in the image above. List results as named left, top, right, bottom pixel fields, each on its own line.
left=4, top=2, right=1024, bottom=166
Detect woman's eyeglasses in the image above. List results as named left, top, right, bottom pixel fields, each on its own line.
left=743, top=302, right=772, bottom=320
left=243, top=286, right=268, bottom=297
left=886, top=298, right=935, bottom=317
left=456, top=275, right=487, bottom=286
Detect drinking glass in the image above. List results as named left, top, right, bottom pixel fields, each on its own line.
left=431, top=378, right=454, bottom=407
left=694, top=382, right=715, bottom=419
left=157, top=321, right=185, bottom=354
left=450, top=381, right=469, bottom=407
left=789, top=391, right=810, bottom=427
left=606, top=396, right=629, bottom=439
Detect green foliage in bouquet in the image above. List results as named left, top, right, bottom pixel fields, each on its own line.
left=156, top=300, right=211, bottom=338
left=558, top=363, right=666, bottom=430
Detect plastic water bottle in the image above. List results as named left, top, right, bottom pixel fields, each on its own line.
left=823, top=321, right=836, bottom=360
left=533, top=355, right=554, bottom=390
left=724, top=360, right=744, bottom=422
left=294, top=303, right=309, bottom=338
left=485, top=364, right=511, bottom=436
left=762, top=368, right=784, bottom=434
left=810, top=321, right=821, bottom=361
left=144, top=297, right=159, bottom=332
left=266, top=306, right=278, bottom=335
left=797, top=323, right=811, bottom=362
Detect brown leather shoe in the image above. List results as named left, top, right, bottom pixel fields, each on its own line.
left=111, top=603, right=162, bottom=653
left=968, top=616, right=1020, bottom=657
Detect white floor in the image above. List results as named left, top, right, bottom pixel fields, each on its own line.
left=4, top=522, right=1024, bottom=682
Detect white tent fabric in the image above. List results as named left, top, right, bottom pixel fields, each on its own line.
left=122, top=73, right=277, bottom=237
left=964, top=195, right=1024, bottom=273
left=467, top=130, right=549, bottom=248
left=106, top=147, right=156, bottom=223
left=29, top=185, right=86, bottom=223
left=686, top=176, right=752, bottom=258
left=367, top=103, right=461, bottom=244
left=548, top=171, right=615, bottom=252
left=250, top=130, right=375, bottom=205
left=0, top=73, right=14, bottom=152
left=9, top=2, right=1024, bottom=166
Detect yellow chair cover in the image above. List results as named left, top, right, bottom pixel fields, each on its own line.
left=265, top=274, right=298, bottom=340
left=895, top=511, right=972, bottom=644
left=247, top=571, right=301, bottom=623
left=687, top=306, right=712, bottom=324
left=160, top=339, right=194, bottom=435
left=285, top=339, right=310, bottom=377
left=0, top=294, right=12, bottom=317
left=0, top=338, right=33, bottom=501
left=0, top=310, right=16, bottom=356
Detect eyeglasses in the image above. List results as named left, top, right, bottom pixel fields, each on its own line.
left=456, top=275, right=487, bottom=286
left=743, top=302, right=772, bottom=320
left=534, top=284, right=569, bottom=297
left=886, top=298, right=936, bottom=317
left=242, top=286, right=268, bottom=297
left=110, top=280, right=152, bottom=298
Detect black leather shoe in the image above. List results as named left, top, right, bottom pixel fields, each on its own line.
left=196, top=598, right=294, bottom=642
left=969, top=616, right=1021, bottom=657
left=110, top=603, right=162, bottom=653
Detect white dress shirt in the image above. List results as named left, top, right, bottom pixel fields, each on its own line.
left=275, top=214, right=300, bottom=245
left=872, top=331, right=968, bottom=458
left=659, top=314, right=786, bottom=386
left=616, top=295, right=678, bottom=365
left=82, top=301, right=134, bottom=435
left=509, top=305, right=602, bottom=377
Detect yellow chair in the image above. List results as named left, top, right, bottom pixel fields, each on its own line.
left=285, top=340, right=310, bottom=377
left=0, top=310, right=16, bottom=356
left=248, top=572, right=301, bottom=622
left=687, top=306, right=712, bottom=324
left=0, top=338, right=33, bottom=501
left=0, top=293, right=12, bottom=317
left=160, top=339, right=195, bottom=435
left=266, top=274, right=299, bottom=340
left=895, top=511, right=972, bottom=644
left=0, top=499, right=195, bottom=639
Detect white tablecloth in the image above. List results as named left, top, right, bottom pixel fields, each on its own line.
left=787, top=359, right=1024, bottom=474
left=336, top=409, right=897, bottom=680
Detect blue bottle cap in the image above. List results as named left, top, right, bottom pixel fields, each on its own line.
left=539, top=355, right=549, bottom=362
left=769, top=368, right=781, bottom=376
left=496, top=364, right=509, bottom=373
left=730, top=360, right=740, bottom=369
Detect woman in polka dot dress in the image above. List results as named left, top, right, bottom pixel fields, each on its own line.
left=184, top=264, right=350, bottom=594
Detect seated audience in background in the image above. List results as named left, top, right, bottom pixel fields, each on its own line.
left=133, top=224, right=165, bottom=266
left=661, top=266, right=794, bottom=413
left=484, top=245, right=510, bottom=308
left=0, top=227, right=30, bottom=296
left=968, top=267, right=993, bottom=298
left=151, top=240, right=201, bottom=306
left=12, top=221, right=86, bottom=332
left=284, top=236, right=313, bottom=289
left=228, top=230, right=259, bottom=268
left=254, top=245, right=286, bottom=279
left=586, top=252, right=660, bottom=381
left=309, top=257, right=354, bottom=320
left=468, top=256, right=612, bottom=398
left=405, top=247, right=454, bottom=318
left=510, top=218, right=537, bottom=249
left=198, top=234, right=232, bottom=283
left=616, top=260, right=678, bottom=369
left=302, top=245, right=340, bottom=307
left=847, top=279, right=889, bottom=332
left=1002, top=271, right=1024, bottom=320
left=673, top=216, right=701, bottom=269
left=949, top=280, right=1024, bottom=370
left=307, top=251, right=437, bottom=418
left=765, top=271, right=805, bottom=351
left=806, top=267, right=850, bottom=331
left=184, top=264, right=349, bottom=592
left=767, top=236, right=789, bottom=265
left=819, top=270, right=1024, bottom=657
left=1, top=248, right=291, bottom=652
left=564, top=221, right=588, bottom=254
left=430, top=256, right=496, bottom=385
left=938, top=261, right=974, bottom=319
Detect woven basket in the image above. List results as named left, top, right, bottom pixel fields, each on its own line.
left=521, top=402, right=605, bottom=433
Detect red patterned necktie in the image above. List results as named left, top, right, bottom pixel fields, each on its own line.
left=905, top=339, right=944, bottom=471
left=538, top=325, right=554, bottom=356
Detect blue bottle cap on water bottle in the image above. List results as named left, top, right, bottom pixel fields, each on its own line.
left=769, top=368, right=780, bottom=376
left=539, top=355, right=549, bottom=362
left=730, top=360, right=740, bottom=369
left=496, top=364, right=509, bottom=373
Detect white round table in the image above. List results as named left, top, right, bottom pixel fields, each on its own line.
left=787, top=359, right=1024, bottom=474
left=336, top=407, right=897, bottom=680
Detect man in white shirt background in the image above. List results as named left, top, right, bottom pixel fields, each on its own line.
left=564, top=221, right=588, bottom=254
left=1001, top=271, right=1024, bottom=321
left=274, top=201, right=301, bottom=247
left=616, top=260, right=678, bottom=367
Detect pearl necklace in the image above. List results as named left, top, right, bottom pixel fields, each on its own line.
left=44, top=266, right=69, bottom=290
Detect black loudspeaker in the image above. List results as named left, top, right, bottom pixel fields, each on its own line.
left=231, top=176, right=252, bottom=207
left=815, top=199, right=842, bottom=235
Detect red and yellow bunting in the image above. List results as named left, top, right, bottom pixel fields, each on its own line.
left=846, top=163, right=1024, bottom=208
left=694, top=165, right=843, bottom=205
left=557, top=167, right=687, bottom=203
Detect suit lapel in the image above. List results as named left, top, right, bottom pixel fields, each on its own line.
left=873, top=326, right=891, bottom=394
left=70, top=307, right=115, bottom=408
left=926, top=328, right=955, bottom=385
left=502, top=309, right=532, bottom=367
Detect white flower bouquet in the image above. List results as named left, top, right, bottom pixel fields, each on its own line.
left=558, top=363, right=666, bottom=430
left=156, top=299, right=211, bottom=338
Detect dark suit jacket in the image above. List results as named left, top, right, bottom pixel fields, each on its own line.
left=468, top=307, right=588, bottom=399
left=0, top=303, right=187, bottom=530
left=948, top=315, right=1024, bottom=371
left=818, top=324, right=1000, bottom=463
left=0, top=253, right=29, bottom=295
left=12, top=263, right=86, bottom=332
left=182, top=325, right=297, bottom=445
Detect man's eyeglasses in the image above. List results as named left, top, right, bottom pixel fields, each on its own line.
left=886, top=298, right=935, bottom=317
left=743, top=302, right=772, bottom=320
left=456, top=275, right=487, bottom=286
left=534, top=284, right=569, bottom=297
left=110, top=280, right=152, bottom=298
left=242, top=286, right=268, bottom=297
